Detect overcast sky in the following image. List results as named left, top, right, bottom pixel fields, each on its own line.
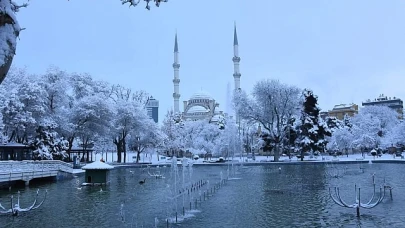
left=13, top=0, right=405, bottom=122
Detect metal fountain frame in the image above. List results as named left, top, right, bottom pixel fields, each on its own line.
left=329, top=174, right=392, bottom=217
left=0, top=189, right=47, bottom=216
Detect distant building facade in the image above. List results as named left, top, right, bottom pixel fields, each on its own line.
left=181, top=90, right=224, bottom=123
left=170, top=25, right=242, bottom=123
left=146, top=96, right=159, bottom=123
left=319, top=111, right=329, bottom=120
left=362, top=94, right=403, bottom=118
left=328, top=103, right=358, bottom=120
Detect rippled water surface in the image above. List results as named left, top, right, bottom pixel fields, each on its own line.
left=1, top=162, right=405, bottom=228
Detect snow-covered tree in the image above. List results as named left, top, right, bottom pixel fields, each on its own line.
left=110, top=85, right=150, bottom=163
left=385, top=121, right=405, bottom=147
left=1, top=72, right=47, bottom=143
left=342, top=114, right=353, bottom=130
left=0, top=0, right=24, bottom=84
left=233, top=79, right=301, bottom=161
left=351, top=113, right=380, bottom=150
left=326, top=127, right=353, bottom=154
left=161, top=110, right=184, bottom=155
left=356, top=106, right=399, bottom=137
left=325, top=116, right=343, bottom=133
left=192, top=120, right=222, bottom=156
left=181, top=120, right=204, bottom=155
left=2, top=92, right=33, bottom=143
left=40, top=66, right=70, bottom=114
left=350, top=106, right=399, bottom=150
left=75, top=95, right=113, bottom=142
left=129, top=118, right=164, bottom=163
left=297, top=89, right=331, bottom=160
left=30, top=119, right=68, bottom=160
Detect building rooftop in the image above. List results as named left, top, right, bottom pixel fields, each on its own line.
left=189, top=90, right=213, bottom=101
left=0, top=142, right=27, bottom=148
left=187, top=105, right=209, bottom=114
left=82, top=161, right=114, bottom=170
left=331, top=103, right=357, bottom=110
left=363, top=94, right=402, bottom=103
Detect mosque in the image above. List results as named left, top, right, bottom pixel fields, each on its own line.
left=172, top=24, right=242, bottom=122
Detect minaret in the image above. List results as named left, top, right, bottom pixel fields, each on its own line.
left=173, top=33, right=181, bottom=113
left=233, top=23, right=241, bottom=90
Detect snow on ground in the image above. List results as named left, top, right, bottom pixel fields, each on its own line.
left=92, top=151, right=405, bottom=166
left=0, top=152, right=403, bottom=176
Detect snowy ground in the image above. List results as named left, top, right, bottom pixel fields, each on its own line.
left=92, top=151, right=405, bottom=166
left=1, top=152, right=403, bottom=176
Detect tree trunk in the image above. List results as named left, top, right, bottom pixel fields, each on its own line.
left=66, top=136, right=75, bottom=161
left=123, top=137, right=126, bottom=163
left=113, top=137, right=123, bottom=163
left=273, top=144, right=280, bottom=162
left=136, top=150, right=141, bottom=163
left=0, top=7, right=18, bottom=84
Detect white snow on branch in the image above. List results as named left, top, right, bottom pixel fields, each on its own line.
left=0, top=0, right=22, bottom=67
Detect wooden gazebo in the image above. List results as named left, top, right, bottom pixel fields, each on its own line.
left=67, top=146, right=94, bottom=162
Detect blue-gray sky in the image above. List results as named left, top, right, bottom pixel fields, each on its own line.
left=13, top=0, right=405, bottom=122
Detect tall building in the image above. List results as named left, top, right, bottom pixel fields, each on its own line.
left=146, top=96, right=159, bottom=123
left=328, top=103, right=358, bottom=120
left=171, top=24, right=242, bottom=123
left=172, top=32, right=180, bottom=114
left=232, top=23, right=242, bottom=125
left=232, top=23, right=241, bottom=91
left=362, top=94, right=403, bottom=118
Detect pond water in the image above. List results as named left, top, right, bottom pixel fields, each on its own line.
left=1, top=162, right=405, bottom=228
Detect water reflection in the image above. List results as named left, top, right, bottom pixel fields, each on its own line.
left=0, top=163, right=404, bottom=227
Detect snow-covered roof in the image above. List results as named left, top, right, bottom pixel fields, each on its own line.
left=0, top=142, right=27, bottom=148
left=82, top=161, right=114, bottom=170
left=332, top=104, right=356, bottom=110
left=211, top=114, right=222, bottom=122
left=189, top=90, right=213, bottom=100
left=187, top=106, right=210, bottom=114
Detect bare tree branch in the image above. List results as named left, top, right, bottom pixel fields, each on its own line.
left=120, top=0, right=168, bottom=10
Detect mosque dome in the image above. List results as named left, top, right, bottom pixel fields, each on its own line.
left=187, top=106, right=210, bottom=114
left=189, top=90, right=213, bottom=101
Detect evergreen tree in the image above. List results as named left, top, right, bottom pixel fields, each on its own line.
left=298, top=89, right=331, bottom=161
left=325, top=116, right=343, bottom=133
left=343, top=114, right=353, bottom=129
left=30, top=121, right=68, bottom=160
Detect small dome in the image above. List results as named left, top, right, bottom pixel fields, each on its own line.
left=187, top=106, right=209, bottom=114
left=189, top=90, right=213, bottom=100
